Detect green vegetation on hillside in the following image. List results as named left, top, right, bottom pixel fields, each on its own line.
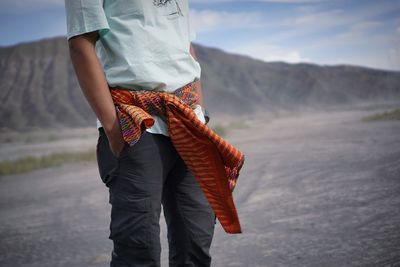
left=0, top=128, right=97, bottom=144
left=226, top=121, right=249, bottom=130
left=210, top=120, right=250, bottom=137
left=362, top=108, right=400, bottom=122
left=0, top=120, right=250, bottom=176
left=211, top=124, right=227, bottom=137
left=0, top=149, right=96, bottom=176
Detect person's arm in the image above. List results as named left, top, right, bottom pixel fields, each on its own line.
left=189, top=44, right=205, bottom=108
left=189, top=44, right=210, bottom=124
left=68, top=31, right=126, bottom=157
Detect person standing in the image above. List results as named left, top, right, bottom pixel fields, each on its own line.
left=64, top=1, right=217, bottom=266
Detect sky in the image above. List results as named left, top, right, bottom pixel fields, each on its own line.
left=0, top=0, right=399, bottom=72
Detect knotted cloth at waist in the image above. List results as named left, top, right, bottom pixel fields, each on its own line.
left=109, top=80, right=245, bottom=234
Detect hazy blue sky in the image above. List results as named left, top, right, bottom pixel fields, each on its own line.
left=1, top=0, right=399, bottom=71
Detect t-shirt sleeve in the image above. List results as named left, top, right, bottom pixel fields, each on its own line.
left=64, top=0, right=110, bottom=41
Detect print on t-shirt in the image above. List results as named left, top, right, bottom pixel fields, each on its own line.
left=153, top=0, right=172, bottom=7
left=153, top=0, right=183, bottom=18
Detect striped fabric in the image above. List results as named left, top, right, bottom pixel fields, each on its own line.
left=109, top=80, right=245, bottom=234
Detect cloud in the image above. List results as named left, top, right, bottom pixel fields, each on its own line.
left=189, top=0, right=399, bottom=71
left=280, top=2, right=397, bottom=34
left=253, top=1, right=400, bottom=50
left=349, top=21, right=383, bottom=32
left=189, top=0, right=399, bottom=51
left=226, top=42, right=312, bottom=63
left=189, top=9, right=265, bottom=32
left=300, top=19, right=395, bottom=51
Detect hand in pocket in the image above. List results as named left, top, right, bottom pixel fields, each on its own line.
left=106, top=125, right=128, bottom=159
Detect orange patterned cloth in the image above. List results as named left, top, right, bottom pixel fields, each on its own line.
left=109, top=80, right=245, bottom=234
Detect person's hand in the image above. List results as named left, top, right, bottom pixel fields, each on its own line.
left=108, top=130, right=127, bottom=158
left=202, top=107, right=210, bottom=125
left=105, top=121, right=128, bottom=158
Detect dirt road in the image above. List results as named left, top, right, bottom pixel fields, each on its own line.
left=1, top=106, right=399, bottom=267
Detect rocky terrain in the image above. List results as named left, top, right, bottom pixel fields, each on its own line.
left=1, top=103, right=399, bottom=267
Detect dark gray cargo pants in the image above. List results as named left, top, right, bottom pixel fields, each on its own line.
left=96, top=127, right=216, bottom=267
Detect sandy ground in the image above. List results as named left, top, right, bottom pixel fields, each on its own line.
left=0, top=128, right=98, bottom=162
left=1, top=105, right=400, bottom=267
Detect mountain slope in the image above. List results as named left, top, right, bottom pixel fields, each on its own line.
left=0, top=36, right=399, bottom=130
left=195, top=45, right=400, bottom=112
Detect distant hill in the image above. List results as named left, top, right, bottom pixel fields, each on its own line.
left=1, top=36, right=399, bottom=130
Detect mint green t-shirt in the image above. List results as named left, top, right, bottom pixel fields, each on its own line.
left=64, top=0, right=205, bottom=135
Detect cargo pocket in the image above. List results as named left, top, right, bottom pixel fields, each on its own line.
left=96, top=128, right=123, bottom=187
left=108, top=196, right=152, bottom=249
